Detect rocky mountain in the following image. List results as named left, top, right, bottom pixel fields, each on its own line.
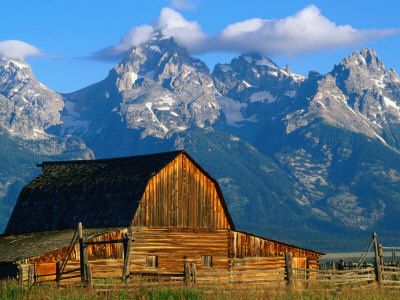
left=212, top=48, right=400, bottom=248
left=0, top=58, right=64, bottom=140
left=212, top=53, right=304, bottom=127
left=58, top=36, right=220, bottom=157
left=0, top=58, right=94, bottom=231
left=2, top=37, right=400, bottom=251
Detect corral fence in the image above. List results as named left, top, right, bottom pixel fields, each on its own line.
left=14, top=229, right=400, bottom=289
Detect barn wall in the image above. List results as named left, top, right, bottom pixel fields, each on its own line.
left=230, top=231, right=319, bottom=269
left=132, top=153, right=230, bottom=229
left=129, top=228, right=230, bottom=274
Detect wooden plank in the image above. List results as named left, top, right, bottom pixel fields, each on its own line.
left=184, top=263, right=190, bottom=284
left=122, top=231, right=132, bottom=280
left=178, top=154, right=183, bottom=228
left=189, top=160, right=195, bottom=228
left=182, top=155, right=187, bottom=228
left=285, top=252, right=294, bottom=288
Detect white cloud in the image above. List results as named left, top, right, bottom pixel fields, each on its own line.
left=170, top=0, right=197, bottom=11
left=91, top=5, right=400, bottom=61
left=214, top=5, right=400, bottom=57
left=0, top=40, right=45, bottom=59
left=154, top=8, right=207, bottom=52
left=91, top=25, right=154, bottom=61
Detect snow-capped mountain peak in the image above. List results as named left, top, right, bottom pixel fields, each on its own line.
left=0, top=58, right=63, bottom=140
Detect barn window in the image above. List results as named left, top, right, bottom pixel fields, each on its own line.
left=146, top=256, right=158, bottom=268
left=202, top=256, right=212, bottom=268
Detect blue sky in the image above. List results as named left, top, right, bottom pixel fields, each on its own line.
left=1, top=0, right=400, bottom=93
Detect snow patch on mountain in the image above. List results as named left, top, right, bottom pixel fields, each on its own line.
left=10, top=60, right=28, bottom=69
left=217, top=95, right=256, bottom=126
left=383, top=96, right=400, bottom=110
left=158, top=95, right=175, bottom=106
left=149, top=45, right=161, bottom=53
left=249, top=91, right=276, bottom=103
left=130, top=72, right=138, bottom=84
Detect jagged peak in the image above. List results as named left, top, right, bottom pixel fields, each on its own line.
left=360, top=47, right=377, bottom=59
left=0, top=58, right=31, bottom=72
left=281, top=65, right=291, bottom=73
left=0, top=58, right=36, bottom=93
left=340, top=48, right=385, bottom=70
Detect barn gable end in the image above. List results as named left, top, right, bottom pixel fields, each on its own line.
left=132, top=153, right=233, bottom=229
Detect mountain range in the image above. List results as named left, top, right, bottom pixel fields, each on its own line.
left=1, top=35, right=400, bottom=251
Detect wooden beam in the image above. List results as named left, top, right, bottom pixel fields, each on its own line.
left=56, top=261, right=61, bottom=284
left=184, top=263, right=190, bottom=285
left=392, top=250, right=396, bottom=265
left=78, top=222, right=86, bottom=283
left=84, top=240, right=124, bottom=245
left=122, top=230, right=132, bottom=281
left=373, top=232, right=382, bottom=286
left=17, top=265, right=23, bottom=286
left=85, top=263, right=92, bottom=287
left=379, top=244, right=384, bottom=266
left=285, top=252, right=294, bottom=289
left=191, top=263, right=197, bottom=284
left=28, top=265, right=34, bottom=286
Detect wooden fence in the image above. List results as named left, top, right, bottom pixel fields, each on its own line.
left=16, top=229, right=400, bottom=289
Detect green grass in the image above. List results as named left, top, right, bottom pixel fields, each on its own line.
left=2, top=280, right=400, bottom=300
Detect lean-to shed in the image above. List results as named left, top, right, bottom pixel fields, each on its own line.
left=0, top=150, right=323, bottom=283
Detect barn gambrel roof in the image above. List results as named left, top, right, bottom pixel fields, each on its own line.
left=5, top=150, right=235, bottom=235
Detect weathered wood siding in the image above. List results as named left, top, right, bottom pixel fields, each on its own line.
left=132, top=153, right=230, bottom=229
left=128, top=228, right=230, bottom=274
left=27, top=230, right=127, bottom=264
left=230, top=257, right=286, bottom=284
left=230, top=231, right=319, bottom=269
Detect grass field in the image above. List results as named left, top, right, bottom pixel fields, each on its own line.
left=2, top=280, right=400, bottom=300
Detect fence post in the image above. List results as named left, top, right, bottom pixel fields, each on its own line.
left=17, top=265, right=23, bottom=286
left=191, top=263, right=197, bottom=284
left=56, top=261, right=61, bottom=284
left=78, top=222, right=87, bottom=283
left=85, top=263, right=92, bottom=287
left=392, top=250, right=396, bottom=265
left=378, top=244, right=384, bottom=265
left=28, top=265, right=34, bottom=286
left=373, top=232, right=382, bottom=286
left=285, top=252, right=294, bottom=289
left=184, top=263, right=190, bottom=285
left=122, top=229, right=132, bottom=281
left=306, top=257, right=310, bottom=285
left=378, top=244, right=384, bottom=281
left=339, top=259, right=344, bottom=270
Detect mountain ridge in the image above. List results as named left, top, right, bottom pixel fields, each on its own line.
left=1, top=38, right=400, bottom=251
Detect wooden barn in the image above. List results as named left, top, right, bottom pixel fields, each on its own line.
left=0, top=150, right=323, bottom=284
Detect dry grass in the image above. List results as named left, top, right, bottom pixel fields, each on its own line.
left=2, top=279, right=400, bottom=299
